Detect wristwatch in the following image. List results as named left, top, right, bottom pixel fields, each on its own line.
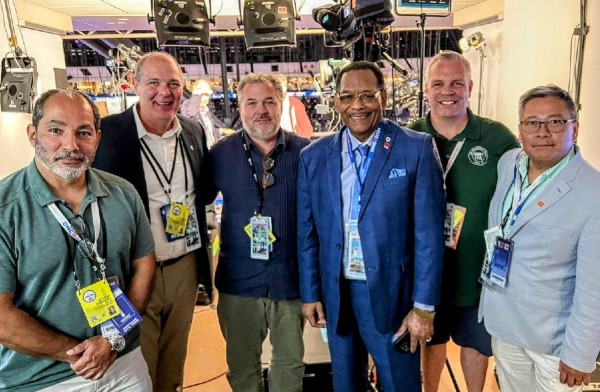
left=107, top=334, right=126, bottom=352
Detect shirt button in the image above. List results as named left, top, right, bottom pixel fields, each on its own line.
left=336, top=244, right=342, bottom=249
left=333, top=277, right=338, bottom=283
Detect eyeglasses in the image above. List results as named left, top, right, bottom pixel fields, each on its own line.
left=519, top=119, right=576, bottom=134
left=69, top=216, right=96, bottom=261
left=337, top=90, right=381, bottom=105
left=262, top=157, right=275, bottom=189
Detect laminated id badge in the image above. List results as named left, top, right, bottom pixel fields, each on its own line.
left=250, top=216, right=271, bottom=260
left=160, top=203, right=189, bottom=242
left=480, top=226, right=503, bottom=285
left=76, top=280, right=120, bottom=328
left=185, top=206, right=202, bottom=252
left=100, top=280, right=143, bottom=337
left=345, top=221, right=366, bottom=279
left=489, top=237, right=513, bottom=288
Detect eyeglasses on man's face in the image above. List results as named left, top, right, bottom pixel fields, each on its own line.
left=336, top=90, right=382, bottom=105
left=519, top=119, right=577, bottom=134
left=262, top=157, right=275, bottom=189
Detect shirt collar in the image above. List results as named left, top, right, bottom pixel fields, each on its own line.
left=27, top=161, right=107, bottom=208
left=134, top=104, right=182, bottom=140
left=243, top=129, right=287, bottom=156
left=518, top=146, right=576, bottom=187
left=342, top=127, right=376, bottom=153
left=425, top=109, right=480, bottom=141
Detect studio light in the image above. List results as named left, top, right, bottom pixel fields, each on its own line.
left=459, top=31, right=485, bottom=52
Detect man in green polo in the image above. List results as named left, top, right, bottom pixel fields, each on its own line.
left=409, top=50, right=519, bottom=392
left=0, top=89, right=155, bottom=391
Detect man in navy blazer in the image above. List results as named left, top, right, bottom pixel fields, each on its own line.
left=297, top=61, right=446, bottom=391
left=93, top=52, right=215, bottom=391
left=480, top=85, right=600, bottom=391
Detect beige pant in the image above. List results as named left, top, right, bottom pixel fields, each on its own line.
left=141, top=253, right=198, bottom=392
left=493, top=337, right=584, bottom=392
left=40, top=347, right=151, bottom=392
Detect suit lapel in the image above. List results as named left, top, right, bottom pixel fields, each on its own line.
left=178, top=118, right=201, bottom=181
left=359, top=122, right=394, bottom=220
left=508, top=153, right=582, bottom=237
left=326, top=132, right=343, bottom=227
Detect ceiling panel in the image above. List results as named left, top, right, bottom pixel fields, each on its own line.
left=23, top=0, right=490, bottom=32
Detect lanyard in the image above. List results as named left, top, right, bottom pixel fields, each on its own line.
left=241, top=131, right=279, bottom=216
left=346, top=127, right=381, bottom=200
left=48, top=201, right=106, bottom=289
left=140, top=135, right=189, bottom=202
left=431, top=138, right=465, bottom=182
left=501, top=151, right=544, bottom=235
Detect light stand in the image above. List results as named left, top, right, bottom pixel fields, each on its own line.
left=475, top=44, right=486, bottom=115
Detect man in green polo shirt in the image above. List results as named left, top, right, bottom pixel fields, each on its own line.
left=0, top=89, right=156, bottom=391
left=409, top=50, right=519, bottom=392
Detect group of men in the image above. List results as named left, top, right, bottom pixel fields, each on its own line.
left=0, top=48, right=598, bottom=392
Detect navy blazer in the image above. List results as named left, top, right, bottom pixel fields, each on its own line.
left=93, top=106, right=216, bottom=299
left=297, top=120, right=446, bottom=334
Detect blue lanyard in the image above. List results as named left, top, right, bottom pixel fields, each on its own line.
left=502, top=151, right=543, bottom=234
left=346, top=127, right=381, bottom=199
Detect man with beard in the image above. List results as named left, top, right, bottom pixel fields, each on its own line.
left=0, top=89, right=156, bottom=391
left=93, top=52, right=215, bottom=391
left=209, top=73, right=310, bottom=391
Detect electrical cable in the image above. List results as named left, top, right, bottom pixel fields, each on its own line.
left=182, top=371, right=227, bottom=388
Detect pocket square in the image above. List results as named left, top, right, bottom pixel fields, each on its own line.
left=388, top=168, right=407, bottom=178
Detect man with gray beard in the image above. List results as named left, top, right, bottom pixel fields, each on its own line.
left=0, top=88, right=156, bottom=391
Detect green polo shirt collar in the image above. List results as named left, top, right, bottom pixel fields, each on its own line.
left=26, top=161, right=108, bottom=211
left=424, top=109, right=481, bottom=141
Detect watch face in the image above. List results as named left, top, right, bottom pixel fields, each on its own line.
left=110, top=335, right=126, bottom=352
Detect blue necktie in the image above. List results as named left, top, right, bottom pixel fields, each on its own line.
left=350, top=145, right=370, bottom=220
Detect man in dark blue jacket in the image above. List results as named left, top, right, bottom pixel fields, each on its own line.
left=210, top=73, right=309, bottom=392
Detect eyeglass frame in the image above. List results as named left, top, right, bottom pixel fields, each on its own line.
left=519, top=118, right=577, bottom=134
left=336, top=90, right=382, bottom=105
left=68, top=215, right=106, bottom=279
left=262, top=157, right=275, bottom=189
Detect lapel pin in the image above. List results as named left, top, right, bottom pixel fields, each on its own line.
left=385, top=136, right=391, bottom=142
left=537, top=201, right=544, bottom=208
left=190, top=145, right=195, bottom=151
left=383, top=142, right=390, bottom=150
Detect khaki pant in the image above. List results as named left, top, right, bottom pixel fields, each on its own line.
left=141, top=253, right=198, bottom=392
left=217, top=292, right=305, bottom=392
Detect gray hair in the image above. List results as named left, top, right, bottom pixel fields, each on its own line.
left=518, top=85, right=577, bottom=119
left=134, top=51, right=183, bottom=83
left=237, top=73, right=284, bottom=102
left=425, top=50, right=472, bottom=82
left=32, top=88, right=100, bottom=131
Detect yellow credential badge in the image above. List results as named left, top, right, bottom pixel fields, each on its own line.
left=166, top=202, right=190, bottom=236
left=76, top=280, right=121, bottom=328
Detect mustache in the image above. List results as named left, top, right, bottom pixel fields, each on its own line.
left=53, top=150, right=86, bottom=162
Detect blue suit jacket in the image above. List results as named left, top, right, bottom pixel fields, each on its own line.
left=297, top=120, right=446, bottom=334
left=481, top=147, right=600, bottom=372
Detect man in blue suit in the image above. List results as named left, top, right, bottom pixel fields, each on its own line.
left=297, top=61, right=446, bottom=391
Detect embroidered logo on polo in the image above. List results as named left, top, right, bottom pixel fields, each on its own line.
left=468, top=146, right=488, bottom=166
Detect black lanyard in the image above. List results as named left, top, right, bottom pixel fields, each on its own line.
left=241, top=132, right=278, bottom=216
left=140, top=135, right=189, bottom=202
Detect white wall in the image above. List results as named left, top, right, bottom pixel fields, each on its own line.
left=578, top=0, right=600, bottom=168
left=0, top=27, right=66, bottom=179
left=463, top=20, right=504, bottom=121
left=496, top=0, right=600, bottom=168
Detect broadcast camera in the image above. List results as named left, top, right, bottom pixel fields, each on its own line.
left=313, top=0, right=395, bottom=60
